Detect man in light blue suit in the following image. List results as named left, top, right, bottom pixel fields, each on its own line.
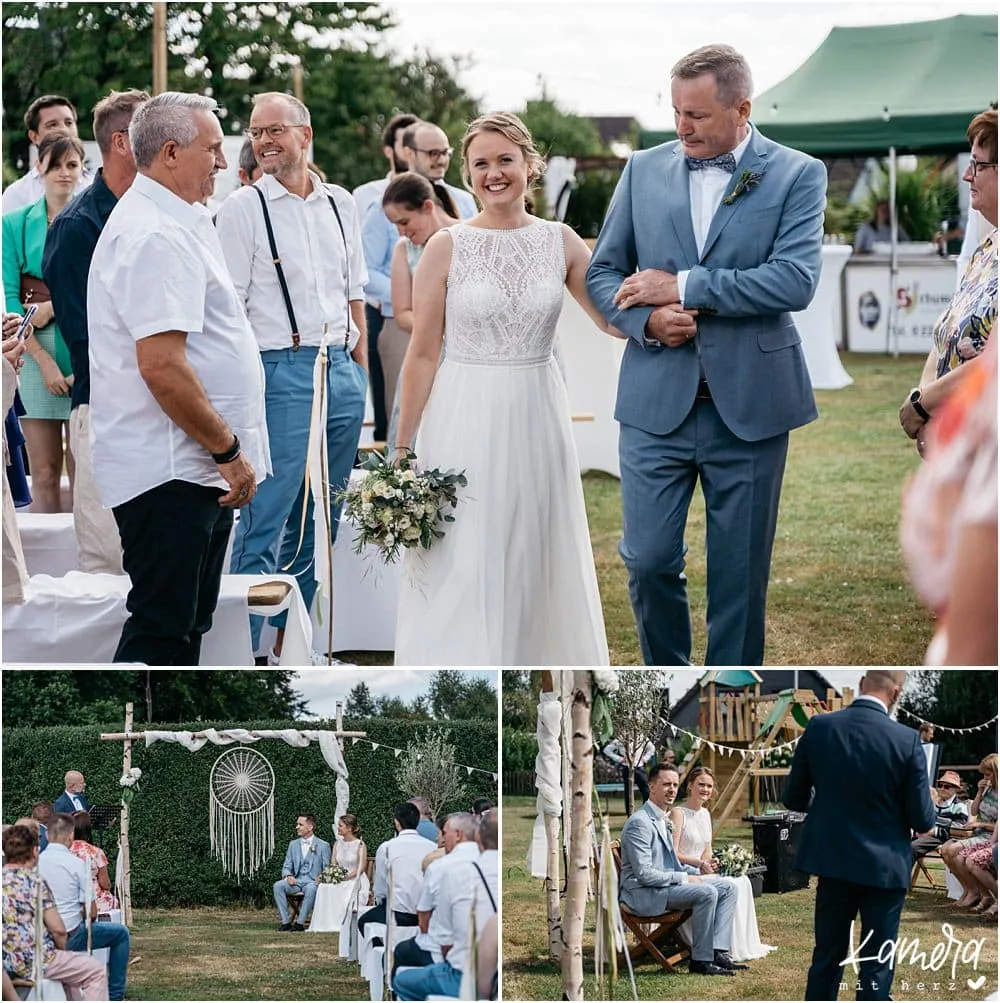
left=619, top=764, right=741, bottom=977
left=273, top=813, right=332, bottom=931
left=587, top=43, right=826, bottom=666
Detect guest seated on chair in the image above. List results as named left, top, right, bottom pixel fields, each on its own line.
left=358, top=802, right=436, bottom=939
left=2, top=823, right=109, bottom=1000
left=273, top=813, right=331, bottom=931
left=618, top=764, right=740, bottom=978
left=409, top=797, right=440, bottom=843
left=940, top=754, right=998, bottom=910
left=965, top=825, right=998, bottom=919
left=70, top=812, right=117, bottom=913
left=38, top=813, right=131, bottom=1001
left=31, top=803, right=53, bottom=852
left=912, top=770, right=971, bottom=860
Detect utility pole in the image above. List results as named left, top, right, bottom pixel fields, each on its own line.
left=152, top=2, right=168, bottom=95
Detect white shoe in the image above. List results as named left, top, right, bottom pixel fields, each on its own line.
left=267, top=646, right=345, bottom=666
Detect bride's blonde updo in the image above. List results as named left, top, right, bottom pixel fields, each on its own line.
left=340, top=813, right=362, bottom=837
left=460, top=111, right=547, bottom=192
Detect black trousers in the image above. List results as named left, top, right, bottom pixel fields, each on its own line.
left=357, top=903, right=418, bottom=938
left=806, top=877, right=906, bottom=1002
left=112, top=479, right=233, bottom=665
left=619, top=764, right=650, bottom=802
left=365, top=303, right=387, bottom=441
left=392, top=936, right=433, bottom=976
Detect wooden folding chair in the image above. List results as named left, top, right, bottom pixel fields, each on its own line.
left=911, top=851, right=946, bottom=892
left=611, top=841, right=691, bottom=972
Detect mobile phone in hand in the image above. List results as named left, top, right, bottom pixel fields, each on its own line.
left=15, top=305, right=37, bottom=342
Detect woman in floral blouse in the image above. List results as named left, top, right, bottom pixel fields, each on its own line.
left=899, top=108, right=997, bottom=452
left=70, top=813, right=118, bottom=914
left=2, top=824, right=107, bottom=999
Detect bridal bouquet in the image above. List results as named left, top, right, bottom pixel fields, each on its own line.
left=338, top=448, right=467, bottom=565
left=713, top=842, right=754, bottom=878
left=318, top=863, right=349, bottom=885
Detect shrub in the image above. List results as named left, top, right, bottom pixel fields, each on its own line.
left=502, top=728, right=538, bottom=773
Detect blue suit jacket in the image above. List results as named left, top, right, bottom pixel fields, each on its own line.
left=783, top=700, right=936, bottom=890
left=281, top=836, right=332, bottom=883
left=52, top=791, right=92, bottom=816
left=618, top=801, right=697, bottom=915
left=587, top=126, right=825, bottom=442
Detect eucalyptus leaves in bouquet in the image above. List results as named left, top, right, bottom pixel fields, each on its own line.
left=713, top=842, right=754, bottom=877
left=337, top=448, right=467, bottom=565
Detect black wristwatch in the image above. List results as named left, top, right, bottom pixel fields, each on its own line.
left=211, top=434, right=241, bottom=465
left=909, top=388, right=931, bottom=422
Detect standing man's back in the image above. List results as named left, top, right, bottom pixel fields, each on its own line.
left=784, top=671, right=936, bottom=1001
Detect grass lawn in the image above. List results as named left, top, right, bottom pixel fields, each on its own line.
left=501, top=796, right=998, bottom=1002
left=124, top=907, right=367, bottom=1000
left=342, top=353, right=932, bottom=666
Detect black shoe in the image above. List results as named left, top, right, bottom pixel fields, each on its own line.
left=714, top=950, right=750, bottom=971
left=689, top=960, right=735, bottom=977
left=279, top=923, right=292, bottom=931
left=291, top=923, right=305, bottom=932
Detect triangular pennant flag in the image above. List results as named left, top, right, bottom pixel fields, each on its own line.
left=466, top=766, right=473, bottom=776
left=371, top=743, right=379, bottom=751
left=394, top=749, right=402, bottom=758
left=351, top=737, right=359, bottom=745
left=492, top=774, right=498, bottom=782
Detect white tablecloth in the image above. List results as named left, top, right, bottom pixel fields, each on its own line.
left=2, top=571, right=311, bottom=665
left=792, top=244, right=854, bottom=390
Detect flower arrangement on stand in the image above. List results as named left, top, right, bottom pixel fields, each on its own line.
left=337, top=448, right=467, bottom=565
left=119, top=767, right=142, bottom=805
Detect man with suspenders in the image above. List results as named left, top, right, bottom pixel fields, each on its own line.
left=216, top=91, right=368, bottom=664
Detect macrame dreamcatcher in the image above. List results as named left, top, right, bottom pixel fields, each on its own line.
left=209, top=746, right=275, bottom=881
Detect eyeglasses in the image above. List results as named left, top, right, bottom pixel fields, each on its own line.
left=967, top=157, right=998, bottom=177
left=412, top=146, right=454, bottom=160
left=938, top=783, right=958, bottom=790
left=246, top=123, right=304, bottom=141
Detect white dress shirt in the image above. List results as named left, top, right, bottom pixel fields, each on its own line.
left=37, top=843, right=89, bottom=933
left=88, top=173, right=270, bottom=509
left=436, top=848, right=498, bottom=975
left=372, top=828, right=438, bottom=915
left=677, top=125, right=755, bottom=305
left=415, top=840, right=481, bottom=960
left=1, top=164, right=93, bottom=214
left=215, top=171, right=368, bottom=352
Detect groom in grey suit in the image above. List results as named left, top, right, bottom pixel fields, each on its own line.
left=587, top=43, right=825, bottom=665
left=273, top=813, right=332, bottom=931
left=619, top=764, right=741, bottom=977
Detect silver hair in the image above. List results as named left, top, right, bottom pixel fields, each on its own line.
left=251, top=91, right=310, bottom=126
left=445, top=811, right=477, bottom=840
left=129, top=92, right=219, bottom=169
left=671, top=44, right=754, bottom=107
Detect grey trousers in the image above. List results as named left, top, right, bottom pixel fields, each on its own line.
left=662, top=876, right=738, bottom=962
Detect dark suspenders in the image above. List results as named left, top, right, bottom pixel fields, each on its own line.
left=251, top=182, right=352, bottom=353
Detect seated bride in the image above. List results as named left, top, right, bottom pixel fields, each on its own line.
left=313, top=814, right=369, bottom=935
left=669, top=767, right=776, bottom=962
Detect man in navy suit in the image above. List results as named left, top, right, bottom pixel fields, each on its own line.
left=53, top=771, right=92, bottom=816
left=784, top=670, right=936, bottom=1001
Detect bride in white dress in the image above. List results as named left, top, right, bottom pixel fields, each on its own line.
left=670, top=767, right=776, bottom=963
left=319, top=815, right=369, bottom=944
left=393, top=112, right=622, bottom=665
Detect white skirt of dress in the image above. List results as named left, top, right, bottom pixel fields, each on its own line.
left=677, top=874, right=777, bottom=963
left=394, top=356, right=608, bottom=666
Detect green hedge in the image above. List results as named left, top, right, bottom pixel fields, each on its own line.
left=2, top=716, right=496, bottom=909
left=502, top=728, right=537, bottom=773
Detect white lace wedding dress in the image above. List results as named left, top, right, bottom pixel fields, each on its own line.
left=675, top=806, right=776, bottom=962
left=319, top=837, right=369, bottom=942
left=394, top=219, right=609, bottom=665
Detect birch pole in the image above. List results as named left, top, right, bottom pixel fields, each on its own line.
left=539, top=670, right=563, bottom=960
left=120, top=702, right=134, bottom=926
left=561, top=670, right=593, bottom=1001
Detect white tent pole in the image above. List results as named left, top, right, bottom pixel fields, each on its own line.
left=887, top=146, right=899, bottom=358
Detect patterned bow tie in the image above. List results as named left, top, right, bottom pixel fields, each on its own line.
left=686, top=152, right=737, bottom=173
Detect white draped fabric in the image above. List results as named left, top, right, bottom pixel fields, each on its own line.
left=529, top=691, right=563, bottom=878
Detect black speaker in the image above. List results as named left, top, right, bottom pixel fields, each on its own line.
left=751, top=812, right=810, bottom=893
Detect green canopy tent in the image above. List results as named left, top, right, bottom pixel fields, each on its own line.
left=638, top=14, right=997, bottom=354
left=639, top=14, right=998, bottom=155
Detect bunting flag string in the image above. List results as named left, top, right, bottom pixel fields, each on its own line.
left=665, top=720, right=805, bottom=760
left=897, top=708, right=998, bottom=735
left=346, top=736, right=497, bottom=782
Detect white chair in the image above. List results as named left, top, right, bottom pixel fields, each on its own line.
left=364, top=945, right=385, bottom=1002
left=358, top=921, right=386, bottom=971
left=19, top=979, right=68, bottom=1001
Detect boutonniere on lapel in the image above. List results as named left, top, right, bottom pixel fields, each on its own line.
left=722, top=169, right=763, bottom=206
